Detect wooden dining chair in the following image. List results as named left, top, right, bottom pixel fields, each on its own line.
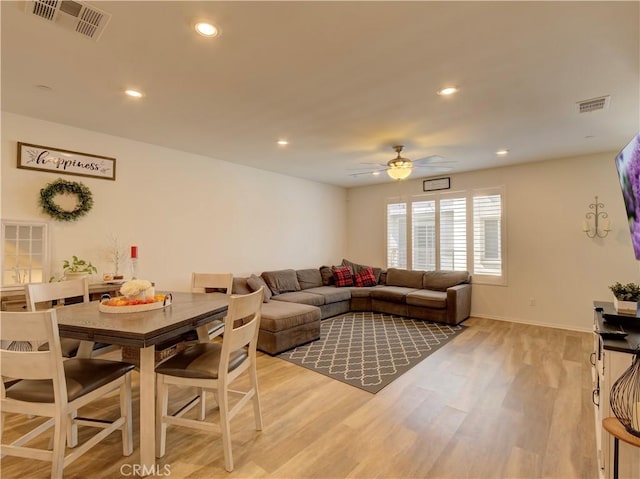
left=155, top=288, right=264, bottom=472
left=1, top=309, right=134, bottom=479
left=25, top=278, right=95, bottom=358
left=191, top=272, right=233, bottom=340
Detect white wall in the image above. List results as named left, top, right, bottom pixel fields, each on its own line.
left=346, top=153, right=639, bottom=331
left=1, top=112, right=347, bottom=291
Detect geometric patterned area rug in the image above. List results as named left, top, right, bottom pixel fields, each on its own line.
left=278, top=311, right=466, bottom=393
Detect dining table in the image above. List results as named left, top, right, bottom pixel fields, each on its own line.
left=53, top=291, right=229, bottom=475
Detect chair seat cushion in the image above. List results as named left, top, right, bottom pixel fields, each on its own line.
left=406, top=290, right=447, bottom=309
left=155, top=343, right=247, bottom=379
left=5, top=359, right=134, bottom=403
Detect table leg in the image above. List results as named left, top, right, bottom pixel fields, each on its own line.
left=139, top=345, right=156, bottom=476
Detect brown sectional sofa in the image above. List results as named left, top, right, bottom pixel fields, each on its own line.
left=233, top=263, right=471, bottom=355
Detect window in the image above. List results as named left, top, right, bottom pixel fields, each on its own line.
left=386, top=187, right=505, bottom=284
left=386, top=203, right=407, bottom=268
left=2, top=220, right=49, bottom=286
left=473, top=193, right=503, bottom=277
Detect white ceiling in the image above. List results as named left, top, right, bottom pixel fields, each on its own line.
left=2, top=1, right=639, bottom=188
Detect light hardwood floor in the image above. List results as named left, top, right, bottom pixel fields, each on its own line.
left=1, top=317, right=598, bottom=478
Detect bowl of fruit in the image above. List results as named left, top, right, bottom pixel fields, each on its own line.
left=99, top=279, right=172, bottom=313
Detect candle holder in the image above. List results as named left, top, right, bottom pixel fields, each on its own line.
left=583, top=196, right=611, bottom=238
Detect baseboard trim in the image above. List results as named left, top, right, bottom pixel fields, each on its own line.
left=470, top=313, right=592, bottom=333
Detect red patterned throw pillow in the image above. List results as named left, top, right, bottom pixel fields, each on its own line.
left=332, top=266, right=354, bottom=287
left=355, top=267, right=377, bottom=287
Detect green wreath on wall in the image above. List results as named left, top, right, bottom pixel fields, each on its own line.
left=39, top=178, right=94, bottom=222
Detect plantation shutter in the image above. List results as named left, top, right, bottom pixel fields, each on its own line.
left=412, top=200, right=436, bottom=270
left=387, top=202, right=407, bottom=268
left=439, top=197, right=467, bottom=270
left=473, top=194, right=502, bottom=275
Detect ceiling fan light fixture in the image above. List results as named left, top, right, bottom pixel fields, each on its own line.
left=387, top=161, right=413, bottom=180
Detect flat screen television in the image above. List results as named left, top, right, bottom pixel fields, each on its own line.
left=615, top=132, right=640, bottom=259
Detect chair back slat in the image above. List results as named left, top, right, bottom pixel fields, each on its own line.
left=223, top=288, right=263, bottom=353
left=191, top=273, right=233, bottom=295
left=1, top=310, right=62, bottom=381
left=25, top=278, right=90, bottom=311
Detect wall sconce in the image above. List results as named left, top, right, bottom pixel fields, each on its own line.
left=582, top=196, right=611, bottom=238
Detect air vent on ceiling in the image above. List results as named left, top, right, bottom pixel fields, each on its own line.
left=577, top=95, right=610, bottom=113
left=25, top=0, right=111, bottom=41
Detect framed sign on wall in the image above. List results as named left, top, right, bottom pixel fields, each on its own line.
left=423, top=177, right=450, bottom=192
left=17, top=142, right=116, bottom=180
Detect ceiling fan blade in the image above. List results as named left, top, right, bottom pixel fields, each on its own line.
left=412, top=155, right=450, bottom=165
left=349, top=169, right=387, bottom=178
left=413, top=165, right=453, bottom=173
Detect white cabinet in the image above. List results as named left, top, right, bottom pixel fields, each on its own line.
left=593, top=307, right=640, bottom=479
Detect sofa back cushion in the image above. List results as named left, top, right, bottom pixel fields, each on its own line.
left=261, top=269, right=301, bottom=295
left=341, top=258, right=383, bottom=284
left=386, top=268, right=425, bottom=289
left=296, top=269, right=323, bottom=290
left=232, top=277, right=252, bottom=295
left=423, top=270, right=471, bottom=291
left=247, top=274, right=273, bottom=302
left=319, top=266, right=334, bottom=286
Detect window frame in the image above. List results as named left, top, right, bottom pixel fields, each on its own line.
left=1, top=219, right=51, bottom=287
left=385, top=186, right=507, bottom=286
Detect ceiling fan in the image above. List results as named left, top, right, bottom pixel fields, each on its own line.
left=349, top=145, right=453, bottom=180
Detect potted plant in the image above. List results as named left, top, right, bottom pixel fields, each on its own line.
left=63, top=255, right=98, bottom=280
left=609, top=282, right=640, bottom=314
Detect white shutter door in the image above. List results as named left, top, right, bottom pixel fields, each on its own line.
left=412, top=200, right=436, bottom=270
left=439, top=197, right=467, bottom=270
left=473, top=194, right=502, bottom=275
left=387, top=203, right=407, bottom=268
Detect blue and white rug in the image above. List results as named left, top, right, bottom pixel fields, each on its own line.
left=278, top=311, right=466, bottom=393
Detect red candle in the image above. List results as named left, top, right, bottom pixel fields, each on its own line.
left=131, top=246, right=138, bottom=259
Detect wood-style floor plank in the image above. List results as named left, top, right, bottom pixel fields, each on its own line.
left=1, top=317, right=598, bottom=478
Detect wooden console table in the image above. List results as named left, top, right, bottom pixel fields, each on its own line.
left=592, top=301, right=640, bottom=479
left=0, top=282, right=122, bottom=311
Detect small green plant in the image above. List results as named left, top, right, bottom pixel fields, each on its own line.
left=609, top=282, right=640, bottom=302
left=62, top=255, right=98, bottom=274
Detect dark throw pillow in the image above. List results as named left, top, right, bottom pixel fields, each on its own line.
left=354, top=267, right=377, bottom=287
left=332, top=266, right=354, bottom=287
left=319, top=266, right=334, bottom=286
left=247, top=274, right=272, bottom=302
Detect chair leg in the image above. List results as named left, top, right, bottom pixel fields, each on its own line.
left=51, top=414, right=67, bottom=479
left=218, top=382, right=233, bottom=472
left=156, top=374, right=169, bottom=458
left=249, top=363, right=263, bottom=431
left=198, top=387, right=206, bottom=421
left=121, top=373, right=133, bottom=456
left=66, top=410, right=78, bottom=448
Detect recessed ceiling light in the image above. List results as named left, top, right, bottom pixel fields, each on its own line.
left=125, top=89, right=143, bottom=98
left=195, top=22, right=219, bottom=37
left=437, top=86, right=459, bottom=96
left=496, top=149, right=509, bottom=156
left=277, top=139, right=289, bottom=146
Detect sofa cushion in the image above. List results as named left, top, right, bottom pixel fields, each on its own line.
left=406, top=290, right=447, bottom=309
left=260, top=301, right=321, bottom=333
left=319, top=266, right=334, bottom=286
left=332, top=266, right=354, bottom=287
left=341, top=258, right=382, bottom=284
left=232, top=277, right=252, bottom=295
left=422, top=270, right=471, bottom=291
left=272, top=291, right=325, bottom=307
left=296, top=269, right=323, bottom=290
left=261, top=269, right=301, bottom=295
left=247, top=274, right=272, bottom=302
left=354, top=267, right=377, bottom=287
left=304, top=286, right=351, bottom=303
left=369, top=286, right=419, bottom=303
left=348, top=286, right=379, bottom=298
left=386, top=268, right=425, bottom=289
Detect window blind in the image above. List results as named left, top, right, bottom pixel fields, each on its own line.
left=439, top=197, right=467, bottom=271
left=473, top=194, right=502, bottom=275
left=387, top=203, right=407, bottom=268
